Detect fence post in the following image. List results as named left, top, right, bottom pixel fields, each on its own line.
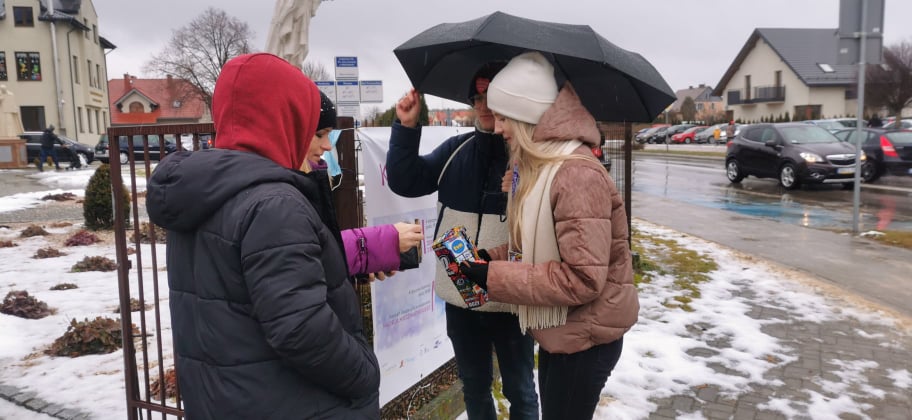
left=332, top=117, right=362, bottom=231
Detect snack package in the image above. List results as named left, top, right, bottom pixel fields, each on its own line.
left=432, top=226, right=488, bottom=308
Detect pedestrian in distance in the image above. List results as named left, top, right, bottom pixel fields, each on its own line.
left=303, top=90, right=424, bottom=279
left=725, top=120, right=736, bottom=141
left=386, top=62, right=541, bottom=419
left=146, top=53, right=380, bottom=419
left=38, top=124, right=64, bottom=171
left=458, top=51, right=640, bottom=420
left=868, top=114, right=883, bottom=128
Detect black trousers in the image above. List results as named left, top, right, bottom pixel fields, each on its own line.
left=538, top=337, right=624, bottom=420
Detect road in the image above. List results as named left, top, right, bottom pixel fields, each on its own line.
left=629, top=150, right=912, bottom=232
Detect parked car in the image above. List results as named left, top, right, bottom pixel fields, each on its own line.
left=177, top=133, right=214, bottom=151
left=662, top=124, right=696, bottom=143
left=882, top=119, right=912, bottom=130
left=94, top=134, right=178, bottom=164
left=717, top=123, right=743, bottom=144
left=19, top=132, right=95, bottom=169
left=670, top=126, right=707, bottom=144
left=637, top=125, right=667, bottom=144
left=834, top=128, right=912, bottom=182
left=803, top=119, right=847, bottom=133
left=725, top=123, right=866, bottom=189
left=646, top=126, right=670, bottom=144
left=694, top=123, right=724, bottom=144
left=830, top=118, right=867, bottom=128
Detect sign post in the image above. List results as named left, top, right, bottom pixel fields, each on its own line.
left=838, top=0, right=884, bottom=234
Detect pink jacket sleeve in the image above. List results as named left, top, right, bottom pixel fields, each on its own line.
left=341, top=225, right=400, bottom=275
left=486, top=161, right=613, bottom=306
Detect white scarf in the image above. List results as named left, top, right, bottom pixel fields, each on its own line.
left=510, top=139, right=583, bottom=331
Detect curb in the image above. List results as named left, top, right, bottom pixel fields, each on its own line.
left=0, top=383, right=91, bottom=420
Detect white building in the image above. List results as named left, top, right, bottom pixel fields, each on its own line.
left=713, top=28, right=857, bottom=123
left=0, top=0, right=115, bottom=143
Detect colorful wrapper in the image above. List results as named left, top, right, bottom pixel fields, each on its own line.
left=432, top=226, right=489, bottom=308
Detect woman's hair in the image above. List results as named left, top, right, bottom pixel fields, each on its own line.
left=504, top=116, right=589, bottom=249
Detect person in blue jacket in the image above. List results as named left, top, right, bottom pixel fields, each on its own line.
left=386, top=62, right=540, bottom=420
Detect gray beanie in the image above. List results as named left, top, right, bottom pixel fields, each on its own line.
left=486, top=52, right=558, bottom=125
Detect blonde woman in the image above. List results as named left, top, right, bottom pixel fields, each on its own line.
left=459, top=52, right=639, bottom=420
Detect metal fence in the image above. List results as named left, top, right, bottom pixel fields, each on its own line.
left=110, top=123, right=215, bottom=420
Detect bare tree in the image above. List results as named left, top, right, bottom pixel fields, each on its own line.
left=302, top=61, right=331, bottom=81
left=865, top=40, right=912, bottom=123
left=144, top=7, right=253, bottom=110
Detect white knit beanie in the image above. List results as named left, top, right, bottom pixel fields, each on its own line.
left=487, top=52, right=558, bottom=125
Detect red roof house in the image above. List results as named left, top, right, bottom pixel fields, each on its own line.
left=107, top=74, right=210, bottom=125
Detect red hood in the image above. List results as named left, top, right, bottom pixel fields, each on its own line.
left=212, top=53, right=320, bottom=170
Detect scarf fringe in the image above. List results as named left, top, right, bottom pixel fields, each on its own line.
left=512, top=304, right=569, bottom=331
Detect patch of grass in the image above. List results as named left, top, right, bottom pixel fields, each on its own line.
left=632, top=230, right=718, bottom=312
left=868, top=230, right=912, bottom=250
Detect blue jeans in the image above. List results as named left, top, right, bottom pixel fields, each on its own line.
left=445, top=304, right=539, bottom=420
left=38, top=147, right=60, bottom=171
left=538, top=338, right=624, bottom=420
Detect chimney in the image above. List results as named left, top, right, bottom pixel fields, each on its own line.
left=689, top=85, right=693, bottom=89
left=699, top=83, right=706, bottom=88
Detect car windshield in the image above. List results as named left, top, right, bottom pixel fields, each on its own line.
left=886, top=131, right=912, bottom=145
left=779, top=126, right=839, bottom=144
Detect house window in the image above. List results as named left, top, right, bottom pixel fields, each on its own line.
left=73, top=56, right=80, bottom=84
left=129, top=102, right=144, bottom=113
left=77, top=107, right=84, bottom=133
left=20, top=106, right=46, bottom=131
left=818, top=63, right=835, bottom=73
left=87, top=108, right=94, bottom=133
left=13, top=7, right=34, bottom=27
left=87, top=60, right=94, bottom=88
left=15, top=52, right=42, bottom=81
left=95, top=110, right=100, bottom=135
left=84, top=19, right=90, bottom=39
left=0, top=53, right=7, bottom=81
left=93, top=25, right=98, bottom=44
left=96, top=64, right=102, bottom=90
left=744, top=75, right=751, bottom=101
left=775, top=70, right=782, bottom=88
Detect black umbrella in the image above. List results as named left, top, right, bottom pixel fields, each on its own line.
left=394, top=11, right=676, bottom=122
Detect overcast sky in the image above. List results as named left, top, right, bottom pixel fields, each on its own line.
left=93, top=0, right=912, bottom=112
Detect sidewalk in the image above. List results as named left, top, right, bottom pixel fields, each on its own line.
left=632, top=196, right=912, bottom=419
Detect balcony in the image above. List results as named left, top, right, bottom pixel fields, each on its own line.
left=727, top=86, right=786, bottom=105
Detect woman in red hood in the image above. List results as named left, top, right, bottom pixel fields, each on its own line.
left=146, top=53, right=380, bottom=419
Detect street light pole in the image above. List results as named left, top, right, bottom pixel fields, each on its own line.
left=852, top=0, right=868, bottom=235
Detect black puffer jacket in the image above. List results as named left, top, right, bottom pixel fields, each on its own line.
left=146, top=149, right=380, bottom=419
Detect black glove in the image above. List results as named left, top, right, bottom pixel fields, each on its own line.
left=477, top=249, right=492, bottom=262
left=460, top=261, right=489, bottom=290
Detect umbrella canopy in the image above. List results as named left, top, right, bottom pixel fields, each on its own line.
left=394, top=11, right=676, bottom=122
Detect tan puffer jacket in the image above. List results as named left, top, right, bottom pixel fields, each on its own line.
left=486, top=83, right=639, bottom=354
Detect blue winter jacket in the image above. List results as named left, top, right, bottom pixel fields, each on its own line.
left=386, top=122, right=512, bottom=312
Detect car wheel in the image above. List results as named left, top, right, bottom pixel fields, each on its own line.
left=779, top=163, right=800, bottom=190
left=841, top=182, right=855, bottom=189
left=726, top=159, right=745, bottom=183
left=685, top=138, right=691, bottom=144
left=861, top=162, right=879, bottom=183
left=119, top=152, right=129, bottom=166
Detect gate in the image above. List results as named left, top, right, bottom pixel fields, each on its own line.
left=110, top=123, right=213, bottom=420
